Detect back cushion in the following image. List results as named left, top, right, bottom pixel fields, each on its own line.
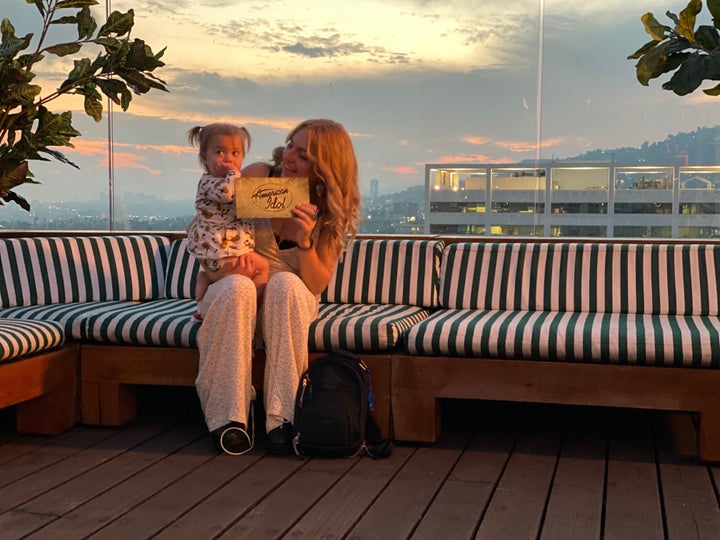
left=321, top=239, right=444, bottom=308
left=0, top=235, right=169, bottom=308
left=440, top=242, right=720, bottom=316
left=163, top=238, right=200, bottom=299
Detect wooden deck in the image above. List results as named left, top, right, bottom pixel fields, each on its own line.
left=1, top=387, right=719, bottom=540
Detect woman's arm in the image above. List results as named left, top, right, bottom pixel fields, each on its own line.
left=289, top=204, right=337, bottom=295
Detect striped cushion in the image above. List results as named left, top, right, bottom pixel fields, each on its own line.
left=405, top=309, right=720, bottom=367
left=163, top=239, right=200, bottom=300
left=440, top=243, right=720, bottom=315
left=0, top=235, right=169, bottom=308
left=83, top=299, right=200, bottom=347
left=310, top=303, right=433, bottom=352
left=321, top=239, right=444, bottom=307
left=0, top=319, right=64, bottom=362
left=0, top=301, right=139, bottom=340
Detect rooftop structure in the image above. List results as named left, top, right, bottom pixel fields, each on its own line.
left=425, top=163, right=720, bottom=238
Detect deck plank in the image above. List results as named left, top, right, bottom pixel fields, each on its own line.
left=474, top=405, right=565, bottom=540
left=539, top=407, right=608, bottom=540
left=411, top=405, right=520, bottom=540
left=278, top=447, right=416, bottom=538
left=604, top=410, right=664, bottom=540
left=655, top=413, right=720, bottom=540
left=24, top=434, right=217, bottom=540
left=346, top=422, right=472, bottom=539
left=218, top=456, right=361, bottom=538
left=110, top=454, right=305, bottom=540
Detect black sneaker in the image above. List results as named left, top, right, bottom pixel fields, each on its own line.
left=267, top=421, right=293, bottom=455
left=212, top=421, right=252, bottom=456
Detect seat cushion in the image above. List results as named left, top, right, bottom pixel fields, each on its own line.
left=0, top=319, right=64, bottom=362
left=321, top=239, right=444, bottom=308
left=163, top=238, right=200, bottom=300
left=310, top=303, right=434, bottom=352
left=406, top=308, right=720, bottom=367
left=0, top=235, right=169, bottom=308
left=440, top=242, right=720, bottom=315
left=0, top=301, right=140, bottom=340
left=82, top=299, right=200, bottom=347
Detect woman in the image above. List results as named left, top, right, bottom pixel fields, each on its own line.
left=195, top=119, right=361, bottom=455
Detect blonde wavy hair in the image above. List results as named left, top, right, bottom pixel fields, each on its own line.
left=287, top=119, right=361, bottom=258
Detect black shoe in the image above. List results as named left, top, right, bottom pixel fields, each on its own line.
left=212, top=421, right=252, bottom=456
left=267, top=421, right=293, bottom=455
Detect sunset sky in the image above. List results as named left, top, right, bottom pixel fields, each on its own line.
left=6, top=0, right=720, bottom=213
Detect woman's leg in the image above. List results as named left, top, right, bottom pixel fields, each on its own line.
left=262, top=272, right=319, bottom=432
left=195, top=274, right=256, bottom=432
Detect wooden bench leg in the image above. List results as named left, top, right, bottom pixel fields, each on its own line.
left=81, top=381, right=137, bottom=426
left=697, top=409, right=720, bottom=463
left=392, top=394, right=441, bottom=443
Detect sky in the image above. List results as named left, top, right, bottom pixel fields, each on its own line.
left=6, top=0, right=720, bottom=215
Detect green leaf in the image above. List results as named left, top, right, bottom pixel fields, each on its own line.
left=663, top=51, right=720, bottom=95
left=50, top=16, right=78, bottom=25
left=628, top=39, right=660, bottom=60
left=709, top=0, right=720, bottom=27
left=44, top=42, right=82, bottom=56
left=0, top=190, right=31, bottom=211
left=25, top=0, right=45, bottom=17
left=56, top=0, right=99, bottom=8
left=703, top=81, right=720, bottom=95
left=96, top=77, right=132, bottom=106
left=98, top=10, right=134, bottom=38
left=7, top=83, right=41, bottom=105
left=696, top=25, right=720, bottom=50
left=84, top=95, right=103, bottom=121
left=677, top=0, right=702, bottom=41
left=0, top=161, right=29, bottom=192
left=60, top=57, right=94, bottom=90
left=641, top=13, right=671, bottom=41
left=635, top=41, right=670, bottom=85
left=76, top=6, right=97, bottom=40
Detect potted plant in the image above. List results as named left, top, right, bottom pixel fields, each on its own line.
left=628, top=0, right=720, bottom=96
left=0, top=0, right=167, bottom=211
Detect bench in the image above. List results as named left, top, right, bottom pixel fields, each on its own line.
left=0, top=234, right=442, bottom=437
left=391, top=241, right=720, bottom=462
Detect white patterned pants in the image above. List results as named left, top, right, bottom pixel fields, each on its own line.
left=196, top=272, right=318, bottom=433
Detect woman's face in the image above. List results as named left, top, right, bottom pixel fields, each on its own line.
left=282, top=127, right=313, bottom=179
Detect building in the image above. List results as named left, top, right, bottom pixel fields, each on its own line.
left=424, top=162, right=720, bottom=238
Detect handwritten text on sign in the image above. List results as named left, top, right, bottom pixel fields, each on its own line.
left=235, top=177, right=309, bottom=218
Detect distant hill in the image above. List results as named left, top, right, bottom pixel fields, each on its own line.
left=567, top=125, right=720, bottom=165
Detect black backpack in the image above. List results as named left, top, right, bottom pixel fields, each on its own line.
left=292, top=350, right=393, bottom=458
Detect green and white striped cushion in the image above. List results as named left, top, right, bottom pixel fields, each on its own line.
left=310, top=303, right=434, bottom=352
left=0, top=301, right=140, bottom=340
left=0, top=235, right=169, bottom=308
left=440, top=243, right=720, bottom=315
left=405, top=308, right=720, bottom=367
left=82, top=299, right=200, bottom=347
left=0, top=319, right=64, bottom=362
left=321, top=239, right=444, bottom=307
left=163, top=239, right=200, bottom=300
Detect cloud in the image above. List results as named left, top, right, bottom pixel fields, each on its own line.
left=463, top=136, right=491, bottom=146
left=495, top=137, right=565, bottom=153
left=383, top=165, right=419, bottom=176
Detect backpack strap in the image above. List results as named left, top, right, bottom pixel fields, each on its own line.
left=364, top=412, right=394, bottom=459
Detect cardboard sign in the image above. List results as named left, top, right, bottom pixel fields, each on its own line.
left=235, top=177, right=309, bottom=218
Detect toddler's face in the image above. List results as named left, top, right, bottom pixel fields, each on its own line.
left=203, top=134, right=245, bottom=177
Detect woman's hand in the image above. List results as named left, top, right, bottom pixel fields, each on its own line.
left=290, top=203, right=319, bottom=249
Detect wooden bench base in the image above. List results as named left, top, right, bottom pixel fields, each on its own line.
left=80, top=345, right=392, bottom=436
left=0, top=344, right=80, bottom=435
left=391, top=355, right=720, bottom=463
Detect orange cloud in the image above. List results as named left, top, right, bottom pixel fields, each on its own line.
left=434, top=153, right=491, bottom=164
left=495, top=137, right=565, bottom=152
left=462, top=136, right=491, bottom=145
left=382, top=165, right=419, bottom=176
